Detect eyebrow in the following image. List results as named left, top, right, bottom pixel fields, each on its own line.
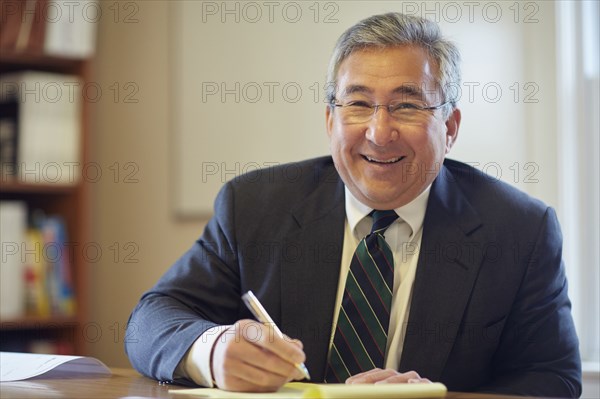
left=392, top=85, right=425, bottom=98
left=339, top=84, right=426, bottom=100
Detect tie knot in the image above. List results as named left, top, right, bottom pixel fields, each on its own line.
left=370, top=210, right=399, bottom=235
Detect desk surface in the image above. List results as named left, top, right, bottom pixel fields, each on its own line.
left=0, top=367, right=530, bottom=399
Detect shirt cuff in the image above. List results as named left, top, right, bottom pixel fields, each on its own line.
left=176, top=325, right=233, bottom=387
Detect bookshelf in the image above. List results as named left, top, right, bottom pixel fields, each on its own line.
left=0, top=51, right=91, bottom=356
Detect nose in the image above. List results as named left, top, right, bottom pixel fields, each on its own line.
left=365, top=106, right=398, bottom=146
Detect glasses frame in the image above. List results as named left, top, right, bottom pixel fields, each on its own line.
left=330, top=98, right=450, bottom=124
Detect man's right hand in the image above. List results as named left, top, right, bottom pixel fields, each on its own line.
left=210, top=319, right=307, bottom=392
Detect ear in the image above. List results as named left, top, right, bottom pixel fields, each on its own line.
left=325, top=104, right=334, bottom=138
left=444, top=107, right=461, bottom=153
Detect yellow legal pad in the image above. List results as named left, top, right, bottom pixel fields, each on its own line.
left=171, top=382, right=447, bottom=398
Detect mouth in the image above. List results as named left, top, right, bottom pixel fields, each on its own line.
left=363, top=155, right=405, bottom=164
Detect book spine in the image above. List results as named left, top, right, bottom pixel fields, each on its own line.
left=23, top=228, right=50, bottom=317
left=0, top=201, right=27, bottom=320
left=0, top=108, right=19, bottom=181
left=40, top=216, right=75, bottom=316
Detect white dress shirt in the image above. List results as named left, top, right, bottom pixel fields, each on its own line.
left=334, top=186, right=430, bottom=370
left=178, top=186, right=430, bottom=386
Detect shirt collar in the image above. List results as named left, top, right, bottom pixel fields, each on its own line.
left=344, top=185, right=431, bottom=239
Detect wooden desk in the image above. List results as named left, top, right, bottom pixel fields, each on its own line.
left=0, top=368, right=530, bottom=399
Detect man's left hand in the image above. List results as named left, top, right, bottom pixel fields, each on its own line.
left=345, top=368, right=432, bottom=384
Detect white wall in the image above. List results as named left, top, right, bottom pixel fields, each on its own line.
left=172, top=1, right=559, bottom=216
left=90, top=1, right=204, bottom=367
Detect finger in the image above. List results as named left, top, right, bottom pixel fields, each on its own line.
left=346, top=367, right=384, bottom=381
left=346, top=368, right=398, bottom=384
left=252, top=349, right=305, bottom=382
left=216, top=344, right=294, bottom=391
left=347, top=369, right=423, bottom=384
left=373, top=371, right=424, bottom=384
left=227, top=355, right=292, bottom=390
left=219, top=371, right=282, bottom=393
left=408, top=377, right=432, bottom=384
left=281, top=338, right=307, bottom=380
left=240, top=320, right=306, bottom=367
left=285, top=336, right=304, bottom=350
left=230, top=337, right=299, bottom=380
left=288, top=365, right=307, bottom=382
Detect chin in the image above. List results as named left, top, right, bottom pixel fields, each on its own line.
left=362, top=192, right=401, bottom=209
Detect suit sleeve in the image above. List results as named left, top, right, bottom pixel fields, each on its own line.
left=477, top=207, right=582, bottom=397
left=124, top=183, right=242, bottom=384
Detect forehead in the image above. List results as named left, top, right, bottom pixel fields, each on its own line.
left=335, top=46, right=439, bottom=98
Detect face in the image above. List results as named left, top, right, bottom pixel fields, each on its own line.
left=326, top=46, right=461, bottom=210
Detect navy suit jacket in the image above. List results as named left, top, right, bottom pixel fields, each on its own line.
left=126, top=156, right=581, bottom=397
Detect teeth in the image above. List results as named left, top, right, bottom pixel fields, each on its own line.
left=366, top=156, right=401, bottom=163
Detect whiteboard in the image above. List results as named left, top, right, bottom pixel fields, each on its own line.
left=170, top=1, right=557, bottom=216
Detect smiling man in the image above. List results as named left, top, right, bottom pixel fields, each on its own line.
left=326, top=45, right=460, bottom=210
left=126, top=13, right=582, bottom=397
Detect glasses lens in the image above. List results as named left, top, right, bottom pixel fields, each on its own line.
left=390, top=105, right=424, bottom=125
left=335, top=101, right=444, bottom=125
left=341, top=104, right=372, bottom=124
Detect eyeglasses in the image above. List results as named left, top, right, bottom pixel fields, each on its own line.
left=330, top=99, right=449, bottom=125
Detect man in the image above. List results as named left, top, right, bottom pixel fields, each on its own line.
left=125, top=13, right=581, bottom=397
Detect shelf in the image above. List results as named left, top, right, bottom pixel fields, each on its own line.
left=0, top=316, right=79, bottom=330
left=0, top=180, right=79, bottom=194
left=0, top=51, right=84, bottom=74
left=0, top=51, right=91, bottom=355
left=0, top=181, right=78, bottom=195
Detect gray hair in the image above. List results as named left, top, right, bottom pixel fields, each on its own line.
left=326, top=12, right=461, bottom=116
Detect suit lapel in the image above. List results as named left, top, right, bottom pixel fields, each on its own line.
left=399, top=165, right=485, bottom=380
left=280, top=163, right=346, bottom=381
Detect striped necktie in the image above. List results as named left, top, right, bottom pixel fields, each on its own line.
left=325, top=210, right=399, bottom=383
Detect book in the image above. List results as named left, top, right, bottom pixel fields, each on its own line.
left=23, top=228, right=50, bottom=317
left=39, top=215, right=75, bottom=316
left=171, top=381, right=448, bottom=398
left=0, top=108, right=19, bottom=181
left=14, top=0, right=36, bottom=51
left=0, top=0, right=96, bottom=56
left=44, top=0, right=98, bottom=58
left=22, top=0, right=47, bottom=53
left=0, top=0, right=47, bottom=52
left=20, top=212, right=75, bottom=317
left=0, top=71, right=82, bottom=185
left=0, top=0, right=25, bottom=50
left=0, top=201, right=27, bottom=319
left=0, top=203, right=75, bottom=319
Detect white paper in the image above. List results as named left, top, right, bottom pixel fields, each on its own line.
left=0, top=352, right=111, bottom=382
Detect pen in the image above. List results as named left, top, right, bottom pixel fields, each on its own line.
left=242, top=290, right=311, bottom=381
